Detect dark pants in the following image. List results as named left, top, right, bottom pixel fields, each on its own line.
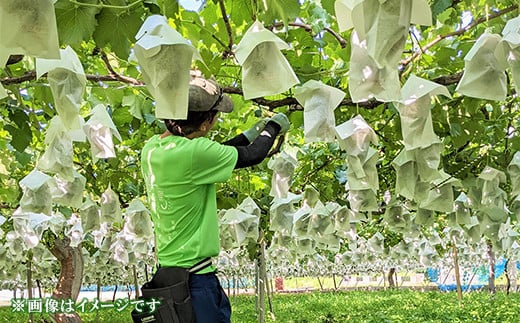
left=190, top=272, right=231, bottom=323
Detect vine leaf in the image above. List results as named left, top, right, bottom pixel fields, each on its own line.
left=93, top=4, right=145, bottom=59
left=262, top=0, right=300, bottom=27
left=5, top=124, right=31, bottom=153
left=432, top=0, right=454, bottom=19
left=54, top=0, right=100, bottom=46
left=156, top=0, right=179, bottom=18
left=122, top=94, right=152, bottom=120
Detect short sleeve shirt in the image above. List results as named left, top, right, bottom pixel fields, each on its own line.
left=141, top=134, right=238, bottom=270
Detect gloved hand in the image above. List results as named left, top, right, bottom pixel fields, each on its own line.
left=242, top=118, right=269, bottom=142
left=269, top=113, right=290, bottom=134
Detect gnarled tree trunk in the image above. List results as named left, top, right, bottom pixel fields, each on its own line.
left=48, top=236, right=84, bottom=323
left=388, top=268, right=396, bottom=288
left=505, top=259, right=511, bottom=295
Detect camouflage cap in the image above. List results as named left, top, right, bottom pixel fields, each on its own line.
left=188, top=77, right=233, bottom=113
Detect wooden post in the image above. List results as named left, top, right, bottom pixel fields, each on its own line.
left=112, top=285, right=118, bottom=302
left=464, top=270, right=477, bottom=293
left=441, top=267, right=453, bottom=285
left=487, top=240, right=496, bottom=295
left=254, top=259, right=259, bottom=314
left=506, top=258, right=518, bottom=293
left=399, top=271, right=409, bottom=287
left=257, top=257, right=265, bottom=323
left=234, top=275, right=237, bottom=297
left=132, top=265, right=140, bottom=299
left=263, top=262, right=274, bottom=319
left=257, top=230, right=272, bottom=323
left=317, top=276, right=324, bottom=291
left=226, top=276, right=231, bottom=297
left=97, top=278, right=101, bottom=301
left=27, top=251, right=33, bottom=323
left=452, top=238, right=463, bottom=303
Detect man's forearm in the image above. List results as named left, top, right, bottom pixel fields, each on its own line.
left=222, top=133, right=251, bottom=147
left=232, top=122, right=281, bottom=169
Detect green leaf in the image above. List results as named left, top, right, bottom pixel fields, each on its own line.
left=289, top=110, right=303, bottom=129
left=143, top=0, right=162, bottom=14
left=9, top=109, right=30, bottom=130
left=58, top=206, right=73, bottom=217
left=122, top=181, right=139, bottom=196
left=32, top=87, right=55, bottom=114
left=229, top=0, right=254, bottom=26
left=0, top=179, right=20, bottom=204
left=432, top=0, right=453, bottom=20
left=5, top=109, right=32, bottom=152
left=249, top=174, right=267, bottom=191
left=449, top=122, right=462, bottom=137
left=287, top=27, right=317, bottom=49
left=262, top=0, right=300, bottom=26
left=436, top=7, right=457, bottom=25
left=320, top=0, right=336, bottom=17
left=5, top=125, right=31, bottom=152
left=144, top=113, right=156, bottom=125
left=157, top=0, right=179, bottom=18
left=112, top=106, right=134, bottom=124
left=89, top=87, right=125, bottom=108
left=93, top=4, right=145, bottom=59
left=511, top=137, right=520, bottom=152
left=14, top=151, right=32, bottom=166
left=308, top=3, right=332, bottom=34
left=55, top=0, right=100, bottom=46
left=435, top=47, right=457, bottom=65
left=217, top=196, right=237, bottom=209
left=179, top=14, right=202, bottom=46
left=122, top=95, right=152, bottom=120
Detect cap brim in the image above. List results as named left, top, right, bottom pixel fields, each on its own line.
left=215, top=95, right=233, bottom=113
left=188, top=78, right=234, bottom=113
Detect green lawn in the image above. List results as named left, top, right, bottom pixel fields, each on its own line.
left=1, top=290, right=519, bottom=322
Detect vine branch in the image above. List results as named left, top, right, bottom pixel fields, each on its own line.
left=1, top=70, right=144, bottom=87
left=68, top=0, right=142, bottom=10
left=180, top=19, right=228, bottom=50
left=98, top=50, right=144, bottom=86
left=218, top=0, right=234, bottom=58
left=401, top=4, right=519, bottom=66
left=1, top=70, right=463, bottom=110
left=269, top=21, right=347, bottom=48
left=0, top=203, right=16, bottom=210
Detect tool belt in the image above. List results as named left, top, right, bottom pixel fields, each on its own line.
left=131, top=257, right=212, bottom=323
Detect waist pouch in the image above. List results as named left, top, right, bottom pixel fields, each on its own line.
left=131, top=258, right=211, bottom=323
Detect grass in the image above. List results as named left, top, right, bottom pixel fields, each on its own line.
left=1, top=289, right=520, bottom=322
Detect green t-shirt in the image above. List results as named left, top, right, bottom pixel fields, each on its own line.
left=141, top=134, right=238, bottom=271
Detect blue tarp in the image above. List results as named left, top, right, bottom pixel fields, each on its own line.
left=437, top=284, right=485, bottom=292
left=80, top=285, right=136, bottom=292
left=427, top=258, right=515, bottom=291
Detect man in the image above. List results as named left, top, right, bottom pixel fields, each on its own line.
left=140, top=76, right=289, bottom=322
